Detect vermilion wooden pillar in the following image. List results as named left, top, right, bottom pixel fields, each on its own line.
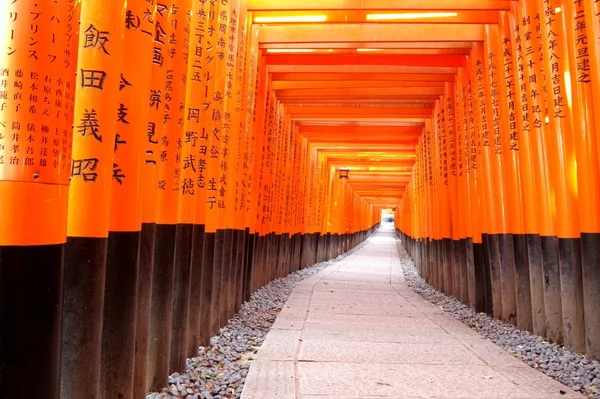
left=1, top=1, right=79, bottom=397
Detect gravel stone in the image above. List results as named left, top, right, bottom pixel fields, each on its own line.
left=147, top=240, right=368, bottom=398
left=395, top=239, right=596, bottom=399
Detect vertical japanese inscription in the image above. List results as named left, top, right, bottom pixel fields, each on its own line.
left=143, top=2, right=169, bottom=223
left=67, top=0, right=126, bottom=237
left=487, top=38, right=503, bottom=155
left=1, top=0, right=77, bottom=183
left=503, top=30, right=520, bottom=151
left=543, top=1, right=569, bottom=120
left=109, top=0, right=156, bottom=231
left=157, top=0, right=189, bottom=224
left=476, top=58, right=490, bottom=148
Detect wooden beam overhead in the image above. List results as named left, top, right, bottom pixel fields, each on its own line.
left=287, top=106, right=432, bottom=114
left=272, top=80, right=443, bottom=89
left=267, top=65, right=458, bottom=74
left=283, top=98, right=437, bottom=105
left=248, top=0, right=512, bottom=11
left=286, top=101, right=435, bottom=108
left=260, top=41, right=474, bottom=49
left=298, top=118, right=427, bottom=124
left=265, top=54, right=467, bottom=67
left=277, top=87, right=444, bottom=97
left=313, top=143, right=418, bottom=150
left=259, top=24, right=485, bottom=43
left=299, top=121, right=425, bottom=127
left=265, top=48, right=470, bottom=55
left=299, top=126, right=423, bottom=134
left=327, top=161, right=416, bottom=167
left=252, top=10, right=499, bottom=24
left=270, top=72, right=456, bottom=81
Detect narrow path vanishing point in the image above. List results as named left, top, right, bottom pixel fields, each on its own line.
left=241, top=226, right=581, bottom=399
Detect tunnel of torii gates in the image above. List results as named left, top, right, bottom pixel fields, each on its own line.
left=2, top=0, right=600, bottom=397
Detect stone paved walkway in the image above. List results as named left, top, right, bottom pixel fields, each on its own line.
left=241, top=226, right=581, bottom=399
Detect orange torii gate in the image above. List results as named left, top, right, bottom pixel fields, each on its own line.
left=1, top=0, right=600, bottom=398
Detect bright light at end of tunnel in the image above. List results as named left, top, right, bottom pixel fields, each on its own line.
left=564, top=71, right=573, bottom=109
left=555, top=7, right=562, bottom=13
left=266, top=49, right=316, bottom=53
left=357, top=48, right=383, bottom=52
left=366, top=12, right=458, bottom=21
left=254, top=15, right=327, bottom=23
left=545, top=115, right=550, bottom=124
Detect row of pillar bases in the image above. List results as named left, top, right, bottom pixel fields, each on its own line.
left=0, top=224, right=378, bottom=399
left=397, top=229, right=600, bottom=360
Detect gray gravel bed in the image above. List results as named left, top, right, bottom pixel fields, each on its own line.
left=148, top=240, right=367, bottom=399
left=396, top=240, right=598, bottom=399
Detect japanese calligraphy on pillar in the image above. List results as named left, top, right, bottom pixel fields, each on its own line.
left=175, top=0, right=200, bottom=224
left=571, top=1, right=591, bottom=84
left=542, top=2, right=569, bottom=120
left=232, top=15, right=246, bottom=215
left=426, top=123, right=433, bottom=186
left=502, top=27, right=519, bottom=151
left=522, top=10, right=545, bottom=130
left=142, top=2, right=169, bottom=223
left=156, top=0, right=189, bottom=224
left=109, top=0, right=155, bottom=231
left=487, top=42, right=503, bottom=155
left=1, top=0, right=78, bottom=184
left=467, top=72, right=478, bottom=170
left=202, top=0, right=229, bottom=226
left=256, top=89, right=269, bottom=228
left=513, top=20, right=532, bottom=145
left=460, top=74, right=470, bottom=174
left=248, top=53, right=265, bottom=234
left=219, top=0, right=242, bottom=224
left=458, top=82, right=468, bottom=176
left=436, top=104, right=446, bottom=186
left=67, top=0, right=125, bottom=237
left=239, top=22, right=257, bottom=216
left=446, top=86, right=455, bottom=184
left=475, top=58, right=490, bottom=148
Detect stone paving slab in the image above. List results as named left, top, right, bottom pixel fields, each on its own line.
left=300, top=322, right=459, bottom=345
left=242, top=360, right=296, bottom=398
left=305, top=312, right=440, bottom=328
left=298, top=340, right=486, bottom=365
left=241, top=227, right=582, bottom=399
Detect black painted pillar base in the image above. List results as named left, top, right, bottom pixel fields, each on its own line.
left=1, top=244, right=65, bottom=399
left=200, top=231, right=216, bottom=345
left=458, top=238, right=468, bottom=304
left=498, top=234, right=517, bottom=325
left=147, top=224, right=176, bottom=392
left=473, top=240, right=489, bottom=314
left=249, top=234, right=261, bottom=295
left=465, top=238, right=476, bottom=309
left=219, top=229, right=234, bottom=331
left=170, top=224, right=193, bottom=372
left=558, top=237, right=585, bottom=353
left=541, top=235, right=564, bottom=345
left=513, top=234, right=533, bottom=332
left=243, top=231, right=255, bottom=302
left=481, top=234, right=496, bottom=317
left=211, top=229, right=225, bottom=338
left=581, top=233, right=600, bottom=359
left=527, top=234, right=546, bottom=337
left=233, top=229, right=245, bottom=315
left=99, top=231, right=141, bottom=399
left=134, top=223, right=156, bottom=399
left=443, top=238, right=453, bottom=297
left=60, top=238, right=107, bottom=398
left=187, top=225, right=205, bottom=358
